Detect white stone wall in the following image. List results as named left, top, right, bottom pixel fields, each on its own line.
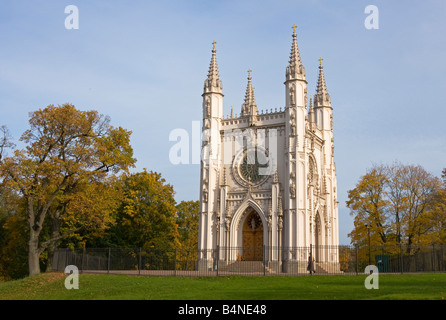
left=198, top=32, right=339, bottom=269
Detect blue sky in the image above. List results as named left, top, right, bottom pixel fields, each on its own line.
left=1, top=0, right=445, bottom=245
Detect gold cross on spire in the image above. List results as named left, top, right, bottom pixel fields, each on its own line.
left=318, top=57, right=324, bottom=66
left=291, top=24, right=297, bottom=33
left=248, top=68, right=252, bottom=78
left=212, top=40, right=216, bottom=50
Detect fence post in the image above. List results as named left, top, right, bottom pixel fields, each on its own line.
left=432, top=244, right=436, bottom=272
left=138, top=248, right=142, bottom=276
left=174, top=247, right=177, bottom=277
left=355, top=246, right=358, bottom=275
left=107, top=248, right=111, bottom=274
left=216, top=246, right=219, bottom=276
left=81, top=248, right=85, bottom=273
left=65, top=248, right=69, bottom=271
left=441, top=245, right=445, bottom=272
left=310, top=244, right=313, bottom=276
left=400, top=244, right=403, bottom=274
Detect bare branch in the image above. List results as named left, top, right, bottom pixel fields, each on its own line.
left=0, top=125, right=15, bottom=161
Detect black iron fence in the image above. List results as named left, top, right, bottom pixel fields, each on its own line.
left=52, top=244, right=446, bottom=276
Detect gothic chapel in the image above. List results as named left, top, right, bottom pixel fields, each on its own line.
left=198, top=26, right=340, bottom=273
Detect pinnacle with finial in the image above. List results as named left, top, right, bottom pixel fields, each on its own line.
left=287, top=24, right=305, bottom=80
left=204, top=40, right=222, bottom=93
left=316, top=58, right=327, bottom=93
left=315, top=58, right=331, bottom=107
left=241, top=68, right=258, bottom=119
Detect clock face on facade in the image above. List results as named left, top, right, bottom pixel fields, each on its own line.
left=234, top=147, right=272, bottom=186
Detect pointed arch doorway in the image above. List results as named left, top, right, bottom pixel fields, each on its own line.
left=241, top=207, right=264, bottom=261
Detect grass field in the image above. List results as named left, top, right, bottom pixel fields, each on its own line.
left=0, top=272, right=445, bottom=300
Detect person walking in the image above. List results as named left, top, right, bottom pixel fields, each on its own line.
left=307, top=253, right=315, bottom=275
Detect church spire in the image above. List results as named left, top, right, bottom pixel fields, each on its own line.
left=286, top=24, right=306, bottom=81
left=241, top=69, right=258, bottom=126
left=314, top=57, right=331, bottom=107
left=203, top=41, right=223, bottom=94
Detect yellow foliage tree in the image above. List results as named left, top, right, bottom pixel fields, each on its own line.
left=347, top=163, right=442, bottom=249
left=0, top=104, right=136, bottom=276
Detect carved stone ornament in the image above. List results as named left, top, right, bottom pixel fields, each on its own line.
left=278, top=215, right=283, bottom=230
left=206, top=98, right=211, bottom=117
left=290, top=86, right=296, bottom=106
left=290, top=182, right=296, bottom=198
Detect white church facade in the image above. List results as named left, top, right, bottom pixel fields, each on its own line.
left=198, top=26, right=340, bottom=273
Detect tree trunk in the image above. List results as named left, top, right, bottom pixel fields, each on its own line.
left=28, top=235, right=41, bottom=276
left=46, top=215, right=61, bottom=272
left=27, top=197, right=42, bottom=276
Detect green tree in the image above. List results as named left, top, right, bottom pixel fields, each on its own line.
left=176, top=200, right=199, bottom=246
left=45, top=176, right=123, bottom=270
left=0, top=184, right=27, bottom=280
left=176, top=200, right=199, bottom=270
left=106, top=170, right=179, bottom=250
left=0, top=215, right=28, bottom=280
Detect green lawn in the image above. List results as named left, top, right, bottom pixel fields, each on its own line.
left=0, top=272, right=445, bottom=300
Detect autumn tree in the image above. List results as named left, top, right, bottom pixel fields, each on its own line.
left=395, top=164, right=440, bottom=246
left=425, top=168, right=446, bottom=244
left=346, top=165, right=390, bottom=246
left=0, top=104, right=135, bottom=276
left=347, top=163, right=442, bottom=248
